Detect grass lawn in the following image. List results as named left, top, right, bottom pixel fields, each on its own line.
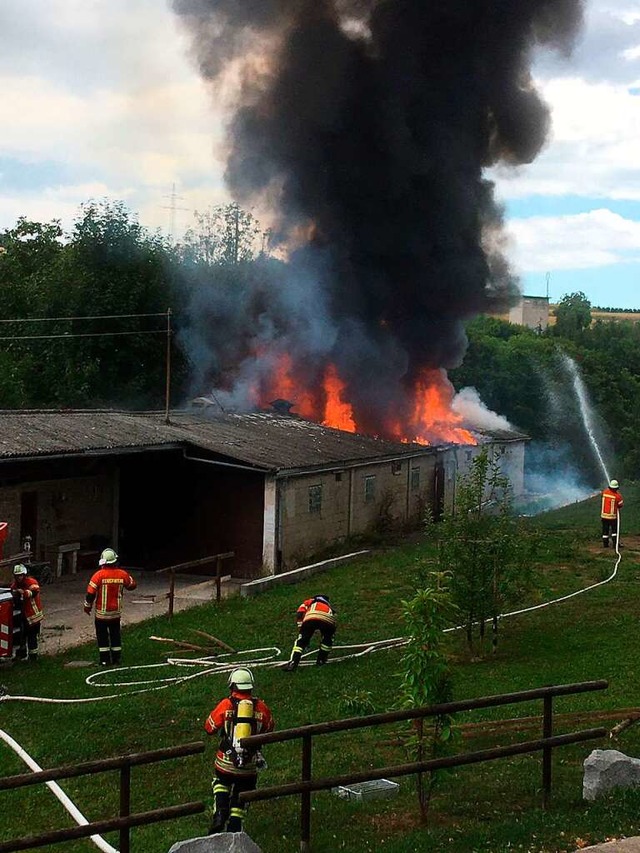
left=1, top=484, right=640, bottom=852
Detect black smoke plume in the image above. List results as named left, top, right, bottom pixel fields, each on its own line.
left=172, top=0, right=584, bottom=437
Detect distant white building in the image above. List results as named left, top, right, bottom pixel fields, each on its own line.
left=509, top=296, right=549, bottom=332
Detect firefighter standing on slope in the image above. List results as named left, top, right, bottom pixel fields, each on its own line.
left=601, top=479, right=624, bottom=549
left=10, top=564, right=44, bottom=660
left=283, top=594, right=337, bottom=671
left=204, top=667, right=274, bottom=835
left=83, top=548, right=137, bottom=666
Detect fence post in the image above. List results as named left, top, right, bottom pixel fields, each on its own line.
left=300, top=733, right=313, bottom=852
left=216, top=556, right=222, bottom=603
left=168, top=569, right=176, bottom=618
left=542, top=694, right=553, bottom=809
left=120, top=763, right=131, bottom=853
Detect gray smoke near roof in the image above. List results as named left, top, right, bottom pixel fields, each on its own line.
left=172, top=0, right=584, bottom=438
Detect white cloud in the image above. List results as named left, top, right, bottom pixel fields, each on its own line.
left=506, top=209, right=640, bottom=272
left=0, top=0, right=228, bottom=236
left=493, top=76, right=640, bottom=201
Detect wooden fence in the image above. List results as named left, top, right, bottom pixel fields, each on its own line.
left=157, top=551, right=234, bottom=615
left=240, top=680, right=609, bottom=852
left=0, top=741, right=205, bottom=853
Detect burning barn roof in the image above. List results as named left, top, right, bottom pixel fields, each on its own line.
left=172, top=0, right=584, bottom=444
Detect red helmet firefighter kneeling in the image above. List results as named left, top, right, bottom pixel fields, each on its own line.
left=204, top=667, right=274, bottom=835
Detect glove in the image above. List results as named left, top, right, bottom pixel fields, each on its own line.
left=255, top=751, right=268, bottom=770
left=11, top=589, right=22, bottom=603
left=83, top=602, right=92, bottom=615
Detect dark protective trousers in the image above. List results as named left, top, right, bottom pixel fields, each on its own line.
left=209, top=769, right=257, bottom=834
left=288, top=617, right=336, bottom=668
left=15, top=619, right=41, bottom=660
left=601, top=517, right=619, bottom=548
left=95, top=618, right=122, bottom=665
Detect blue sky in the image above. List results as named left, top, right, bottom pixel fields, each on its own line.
left=1, top=1, right=640, bottom=309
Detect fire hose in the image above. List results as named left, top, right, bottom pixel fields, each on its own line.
left=0, top=516, right=623, bottom=853
left=0, top=511, right=624, bottom=703
left=0, top=727, right=118, bottom=853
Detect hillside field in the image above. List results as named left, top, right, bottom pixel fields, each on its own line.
left=2, top=488, right=640, bottom=852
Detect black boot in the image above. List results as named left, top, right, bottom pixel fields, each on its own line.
left=208, top=811, right=227, bottom=835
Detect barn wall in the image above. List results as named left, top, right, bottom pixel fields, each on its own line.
left=277, top=455, right=435, bottom=570
left=0, top=460, right=116, bottom=583
left=439, top=439, right=527, bottom=515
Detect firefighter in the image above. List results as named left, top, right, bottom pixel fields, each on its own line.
left=10, top=564, right=44, bottom=660
left=83, top=548, right=137, bottom=666
left=204, top=667, right=274, bottom=835
left=601, top=479, right=624, bottom=549
left=283, top=594, right=337, bottom=671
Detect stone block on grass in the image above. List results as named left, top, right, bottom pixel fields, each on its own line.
left=583, top=749, right=640, bottom=801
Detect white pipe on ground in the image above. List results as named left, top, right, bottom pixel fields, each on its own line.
left=0, top=727, right=119, bottom=853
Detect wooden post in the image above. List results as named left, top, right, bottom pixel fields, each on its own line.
left=164, top=308, right=172, bottom=424
left=542, top=694, right=553, bottom=809
left=120, top=764, right=131, bottom=853
left=168, top=570, right=176, bottom=618
left=215, top=556, right=222, bottom=603
left=300, top=733, right=312, bottom=852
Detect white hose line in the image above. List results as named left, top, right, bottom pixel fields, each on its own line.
left=0, top=515, right=623, bottom=701
left=0, top=727, right=118, bottom=853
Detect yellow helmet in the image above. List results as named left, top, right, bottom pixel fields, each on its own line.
left=609, top=479, right=619, bottom=489
left=228, top=668, right=254, bottom=690
left=13, top=564, right=28, bottom=576
left=99, top=548, right=118, bottom=566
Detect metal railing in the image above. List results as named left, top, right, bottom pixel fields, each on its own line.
left=0, top=741, right=205, bottom=852
left=157, top=551, right=235, bottom=615
left=240, top=680, right=608, bottom=852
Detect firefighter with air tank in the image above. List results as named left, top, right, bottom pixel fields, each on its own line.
left=204, top=667, right=274, bottom=835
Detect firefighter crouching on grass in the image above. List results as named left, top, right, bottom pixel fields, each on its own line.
left=601, top=479, right=624, bottom=549
left=83, top=548, right=137, bottom=666
left=10, top=564, right=44, bottom=660
left=283, top=594, right=337, bottom=671
left=204, top=667, right=274, bottom=835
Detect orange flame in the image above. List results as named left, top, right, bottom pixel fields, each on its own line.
left=404, top=369, right=477, bottom=446
left=321, top=364, right=356, bottom=432
left=258, top=353, right=475, bottom=446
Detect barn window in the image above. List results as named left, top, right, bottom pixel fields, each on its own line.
left=411, top=467, right=420, bottom=490
left=308, top=484, right=323, bottom=514
left=364, top=475, right=376, bottom=503
left=391, top=460, right=402, bottom=475
left=335, top=472, right=343, bottom=482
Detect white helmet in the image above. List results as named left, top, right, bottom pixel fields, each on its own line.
left=609, top=479, right=619, bottom=489
left=13, top=564, right=28, bottom=576
left=99, top=548, right=118, bottom=566
left=228, top=667, right=254, bottom=691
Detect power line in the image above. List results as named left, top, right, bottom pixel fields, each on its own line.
left=0, top=330, right=166, bottom=342
left=0, top=312, right=167, bottom=324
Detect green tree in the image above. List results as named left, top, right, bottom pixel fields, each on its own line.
left=552, top=291, right=592, bottom=339
left=430, top=448, right=536, bottom=655
left=181, top=202, right=262, bottom=265
left=398, top=567, right=457, bottom=825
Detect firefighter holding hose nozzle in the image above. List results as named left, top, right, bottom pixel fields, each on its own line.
left=204, top=667, right=274, bottom=835
left=601, top=479, right=624, bottom=549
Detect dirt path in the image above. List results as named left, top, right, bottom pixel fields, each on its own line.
left=29, top=570, right=244, bottom=657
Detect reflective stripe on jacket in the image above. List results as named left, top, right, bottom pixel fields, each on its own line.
left=297, top=598, right=336, bottom=628
left=10, top=576, right=43, bottom=625
left=205, top=690, right=274, bottom=776
left=601, top=489, right=623, bottom=520
left=86, top=567, right=137, bottom=619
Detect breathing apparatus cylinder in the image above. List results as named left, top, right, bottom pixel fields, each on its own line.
left=232, top=699, right=255, bottom=766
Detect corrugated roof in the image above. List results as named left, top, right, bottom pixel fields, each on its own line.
left=0, top=409, right=439, bottom=472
